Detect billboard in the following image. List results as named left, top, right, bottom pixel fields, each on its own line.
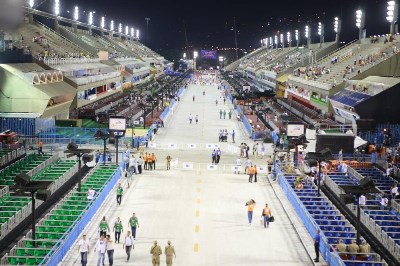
left=287, top=124, right=305, bottom=137
left=200, top=50, right=217, bottom=59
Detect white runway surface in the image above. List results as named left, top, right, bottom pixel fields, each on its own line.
left=60, top=83, right=313, bottom=266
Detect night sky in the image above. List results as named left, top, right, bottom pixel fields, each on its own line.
left=38, top=0, right=390, bottom=52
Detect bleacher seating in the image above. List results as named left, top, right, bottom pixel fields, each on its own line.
left=282, top=175, right=386, bottom=265
left=330, top=89, right=371, bottom=107
left=0, top=148, right=24, bottom=169
left=1, top=165, right=118, bottom=265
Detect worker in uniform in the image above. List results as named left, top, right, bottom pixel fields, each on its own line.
left=165, top=240, right=176, bottom=266
left=150, top=241, right=162, bottom=266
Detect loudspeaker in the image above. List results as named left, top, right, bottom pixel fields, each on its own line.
left=36, top=190, right=51, bottom=201
left=340, top=194, right=355, bottom=205
left=82, top=154, right=93, bottom=164
left=320, top=148, right=333, bottom=159
left=67, top=142, right=78, bottom=151
left=360, top=177, right=375, bottom=190
left=15, top=173, right=30, bottom=186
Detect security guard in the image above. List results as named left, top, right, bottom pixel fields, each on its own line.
left=164, top=240, right=176, bottom=266
left=150, top=241, right=162, bottom=266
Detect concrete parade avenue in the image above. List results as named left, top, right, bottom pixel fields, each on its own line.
left=61, top=83, right=314, bottom=266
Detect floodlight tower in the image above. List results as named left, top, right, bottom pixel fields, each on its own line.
left=280, top=33, right=284, bottom=48
left=305, top=25, right=310, bottom=47
left=110, top=20, right=115, bottom=37
left=73, top=6, right=79, bottom=33
left=287, top=32, right=291, bottom=48
left=274, top=35, right=278, bottom=49
left=356, top=10, right=366, bottom=39
left=53, top=0, right=60, bottom=32
left=136, top=29, right=140, bottom=40
left=100, top=17, right=105, bottom=36
left=387, top=1, right=399, bottom=35
left=131, top=27, right=135, bottom=40
left=118, top=23, right=122, bottom=39
left=318, top=22, right=324, bottom=47
left=193, top=51, right=198, bottom=70
left=269, top=37, right=273, bottom=49
left=334, top=17, right=341, bottom=43
left=295, top=30, right=299, bottom=47
left=88, top=12, right=93, bottom=34
left=125, top=25, right=129, bottom=39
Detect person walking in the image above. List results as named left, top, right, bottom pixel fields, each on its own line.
left=38, top=140, right=44, bottom=155
left=113, top=217, right=123, bottom=243
left=261, top=203, right=272, bottom=228
left=245, top=158, right=252, bottom=174
left=106, top=235, right=114, bottom=266
left=116, top=183, right=123, bottom=206
left=77, top=234, right=90, bottom=266
left=223, top=110, right=226, bottom=119
left=94, top=235, right=106, bottom=266
left=151, top=153, right=157, bottom=170
left=147, top=154, right=153, bottom=171
left=123, top=231, right=134, bottom=262
left=165, top=240, right=176, bottom=266
left=166, top=154, right=172, bottom=170
left=193, top=95, right=195, bottom=102
left=99, top=216, right=110, bottom=237
left=128, top=213, right=139, bottom=240
left=228, top=110, right=232, bottom=119
left=189, top=114, right=193, bottom=124
left=254, top=165, right=258, bottom=183
left=219, top=109, right=222, bottom=119
left=223, top=97, right=226, bottom=105
left=314, top=230, right=321, bottom=262
left=150, top=241, right=162, bottom=266
left=216, top=148, right=221, bottom=164
left=137, top=156, right=143, bottom=174
left=195, top=115, right=199, bottom=124
left=216, top=99, right=218, bottom=105
left=232, top=130, right=235, bottom=143
left=144, top=153, right=149, bottom=170
left=248, top=164, right=256, bottom=183
left=246, top=199, right=256, bottom=225
left=211, top=150, right=216, bottom=164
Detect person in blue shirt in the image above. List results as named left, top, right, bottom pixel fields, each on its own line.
left=314, top=230, right=320, bottom=262
left=371, top=149, right=377, bottom=166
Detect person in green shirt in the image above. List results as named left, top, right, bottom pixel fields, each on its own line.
left=113, top=217, right=123, bottom=243
left=116, top=183, right=123, bottom=206
left=128, top=213, right=139, bottom=240
left=99, top=216, right=110, bottom=237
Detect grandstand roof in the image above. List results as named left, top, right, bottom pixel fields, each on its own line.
left=329, top=89, right=371, bottom=107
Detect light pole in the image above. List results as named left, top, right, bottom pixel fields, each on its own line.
left=287, top=32, right=291, bottom=48
left=387, top=1, right=399, bottom=35
left=94, top=130, right=110, bottom=166
left=54, top=0, right=60, bottom=31
left=305, top=25, right=310, bottom=47
left=318, top=22, right=324, bottom=47
left=295, top=30, right=299, bottom=47
left=356, top=10, right=366, bottom=40
left=193, top=51, right=198, bottom=70
left=274, top=35, right=278, bottom=49
left=280, top=33, right=284, bottom=49
left=73, top=6, right=79, bottom=33
left=101, top=17, right=105, bottom=36
left=88, top=12, right=93, bottom=35
left=334, top=17, right=341, bottom=43
left=145, top=18, right=150, bottom=43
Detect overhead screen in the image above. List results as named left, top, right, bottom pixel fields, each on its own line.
left=200, top=50, right=217, bottom=59
left=109, top=117, right=126, bottom=131
left=287, top=124, right=305, bottom=137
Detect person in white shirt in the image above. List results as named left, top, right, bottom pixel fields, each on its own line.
left=77, top=234, right=90, bottom=266
left=94, top=235, right=106, bottom=266
left=129, top=155, right=136, bottom=176
left=380, top=194, right=389, bottom=210
left=359, top=194, right=367, bottom=207
left=106, top=235, right=114, bottom=266
left=391, top=183, right=399, bottom=200
left=387, top=166, right=392, bottom=177
left=235, top=158, right=242, bottom=174
left=123, top=231, right=134, bottom=262
left=87, top=188, right=95, bottom=200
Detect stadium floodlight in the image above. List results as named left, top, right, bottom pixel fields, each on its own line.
left=125, top=25, right=129, bottom=35
left=356, top=10, right=363, bottom=28
left=183, top=52, right=186, bottom=59
left=287, top=32, right=291, bottom=43
left=193, top=51, right=198, bottom=59
left=88, top=12, right=93, bottom=25
left=274, top=35, right=278, bottom=44
left=29, top=0, right=34, bottom=8
left=74, top=6, right=79, bottom=21
left=387, top=1, right=396, bottom=22
left=334, top=17, right=339, bottom=32
left=101, top=17, right=105, bottom=29
left=265, top=38, right=268, bottom=47
left=136, top=29, right=139, bottom=39
left=54, top=0, right=60, bottom=16
left=305, top=25, right=309, bottom=38
left=131, top=27, right=134, bottom=37
left=318, top=22, right=322, bottom=35
left=295, top=30, right=299, bottom=41
left=118, top=23, right=122, bottom=33
left=269, top=37, right=273, bottom=47
left=280, top=33, right=284, bottom=43
left=110, top=20, right=114, bottom=31
left=219, top=56, right=224, bottom=62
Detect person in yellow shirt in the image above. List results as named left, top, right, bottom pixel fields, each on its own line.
left=151, top=153, right=157, bottom=170
left=248, top=165, right=256, bottom=183
left=261, top=203, right=272, bottom=228
left=245, top=199, right=256, bottom=224
left=147, top=154, right=153, bottom=170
